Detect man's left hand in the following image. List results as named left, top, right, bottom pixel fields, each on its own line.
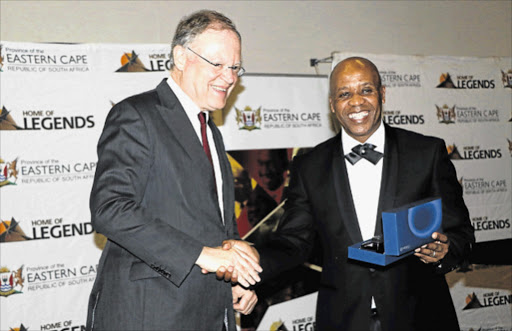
left=232, top=285, right=257, bottom=315
left=414, top=232, right=450, bottom=264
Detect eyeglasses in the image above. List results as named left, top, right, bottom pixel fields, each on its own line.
left=187, top=47, right=245, bottom=77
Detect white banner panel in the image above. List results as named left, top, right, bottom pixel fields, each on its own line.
left=0, top=42, right=510, bottom=331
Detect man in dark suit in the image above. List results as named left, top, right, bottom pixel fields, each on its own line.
left=224, top=57, right=474, bottom=330
left=86, top=10, right=261, bottom=331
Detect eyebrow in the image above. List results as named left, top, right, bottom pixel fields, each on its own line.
left=335, top=82, right=375, bottom=91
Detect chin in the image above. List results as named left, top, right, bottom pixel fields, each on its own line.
left=209, top=102, right=227, bottom=111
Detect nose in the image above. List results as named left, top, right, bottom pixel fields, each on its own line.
left=221, top=66, right=237, bottom=84
left=348, top=93, right=364, bottom=106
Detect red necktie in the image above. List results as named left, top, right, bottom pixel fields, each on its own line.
left=198, top=112, right=213, bottom=166
left=198, top=112, right=217, bottom=191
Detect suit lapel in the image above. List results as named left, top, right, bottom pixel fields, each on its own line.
left=332, top=133, right=363, bottom=244
left=155, top=80, right=211, bottom=170
left=374, top=124, right=399, bottom=236
left=154, top=79, right=224, bottom=224
left=210, top=118, right=234, bottom=229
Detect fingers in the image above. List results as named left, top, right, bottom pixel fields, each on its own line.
left=230, top=250, right=261, bottom=286
left=432, top=232, right=449, bottom=244
left=231, top=241, right=260, bottom=263
left=222, top=239, right=235, bottom=250
left=216, top=266, right=227, bottom=279
left=230, top=269, right=239, bottom=284
left=224, top=242, right=262, bottom=285
left=199, top=242, right=262, bottom=287
left=232, top=286, right=258, bottom=315
left=232, top=246, right=262, bottom=273
left=414, top=234, right=450, bottom=264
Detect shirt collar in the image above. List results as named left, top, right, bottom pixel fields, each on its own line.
left=166, top=77, right=208, bottom=122
left=341, top=121, right=385, bottom=154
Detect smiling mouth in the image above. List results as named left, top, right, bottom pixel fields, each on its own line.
left=348, top=111, right=369, bottom=121
left=212, top=85, right=227, bottom=92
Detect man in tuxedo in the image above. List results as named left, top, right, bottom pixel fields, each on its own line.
left=86, top=10, right=260, bottom=331
left=224, top=57, right=474, bottom=330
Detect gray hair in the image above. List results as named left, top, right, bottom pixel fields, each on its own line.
left=169, top=10, right=241, bottom=69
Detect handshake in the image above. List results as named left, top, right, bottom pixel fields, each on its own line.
left=196, top=239, right=262, bottom=288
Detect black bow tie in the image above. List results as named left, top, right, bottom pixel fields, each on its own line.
left=345, top=143, right=383, bottom=165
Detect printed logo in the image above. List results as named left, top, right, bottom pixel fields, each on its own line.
left=116, top=50, right=151, bottom=72
left=508, top=139, right=512, bottom=156
left=0, top=218, right=30, bottom=242
left=447, top=145, right=463, bottom=160
left=0, top=106, right=95, bottom=131
left=501, top=69, right=512, bottom=88
left=290, top=316, right=315, bottom=331
left=463, top=291, right=512, bottom=310
left=0, top=158, right=19, bottom=187
left=24, top=263, right=97, bottom=292
left=1, top=45, right=89, bottom=73
left=235, top=106, right=262, bottom=131
left=39, top=320, right=85, bottom=331
left=447, top=145, right=502, bottom=160
left=380, top=70, right=421, bottom=87
left=436, top=104, right=500, bottom=124
left=0, top=106, right=22, bottom=130
left=460, top=177, right=507, bottom=195
left=472, top=216, right=510, bottom=232
left=436, top=72, right=495, bottom=89
left=436, top=105, right=456, bottom=124
left=1, top=156, right=96, bottom=186
left=8, top=324, right=28, bottom=331
left=0, top=217, right=94, bottom=243
left=0, top=266, right=24, bottom=297
left=237, top=106, right=323, bottom=130
left=115, top=50, right=171, bottom=72
left=270, top=320, right=288, bottom=331
left=383, top=110, right=424, bottom=125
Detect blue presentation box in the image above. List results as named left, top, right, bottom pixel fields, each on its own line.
left=348, top=198, right=442, bottom=266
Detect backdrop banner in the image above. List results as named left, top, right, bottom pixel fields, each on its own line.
left=0, top=42, right=510, bottom=331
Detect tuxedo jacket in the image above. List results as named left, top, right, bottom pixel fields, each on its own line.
left=259, top=124, right=474, bottom=331
left=86, top=79, right=238, bottom=330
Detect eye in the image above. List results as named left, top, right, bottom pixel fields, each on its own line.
left=339, top=92, right=350, bottom=99
left=212, top=63, right=223, bottom=68
left=229, top=65, right=241, bottom=71
left=362, top=88, right=373, bottom=94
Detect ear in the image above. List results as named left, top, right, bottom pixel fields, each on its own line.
left=329, top=97, right=335, bottom=113
left=380, top=86, right=386, bottom=104
left=173, top=45, right=187, bottom=71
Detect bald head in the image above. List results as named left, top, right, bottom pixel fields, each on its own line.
left=328, top=56, right=385, bottom=142
left=330, top=57, right=382, bottom=97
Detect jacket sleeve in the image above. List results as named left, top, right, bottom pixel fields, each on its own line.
left=431, top=139, right=475, bottom=274
left=257, top=158, right=316, bottom=281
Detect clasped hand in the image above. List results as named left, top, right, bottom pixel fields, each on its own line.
left=196, top=240, right=262, bottom=288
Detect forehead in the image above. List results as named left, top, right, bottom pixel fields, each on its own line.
left=190, top=28, right=241, bottom=50
left=331, top=60, right=379, bottom=89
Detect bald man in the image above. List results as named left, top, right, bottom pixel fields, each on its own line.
left=250, top=57, right=474, bottom=330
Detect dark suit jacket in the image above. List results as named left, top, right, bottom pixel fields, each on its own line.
left=86, top=79, right=238, bottom=330
left=258, top=124, right=474, bottom=331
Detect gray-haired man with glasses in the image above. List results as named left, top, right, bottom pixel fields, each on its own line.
left=86, top=10, right=260, bottom=331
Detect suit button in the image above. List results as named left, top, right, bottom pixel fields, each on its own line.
left=369, top=268, right=376, bottom=273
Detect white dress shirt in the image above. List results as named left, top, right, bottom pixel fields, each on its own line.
left=342, top=123, right=385, bottom=241
left=341, top=123, right=385, bottom=310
